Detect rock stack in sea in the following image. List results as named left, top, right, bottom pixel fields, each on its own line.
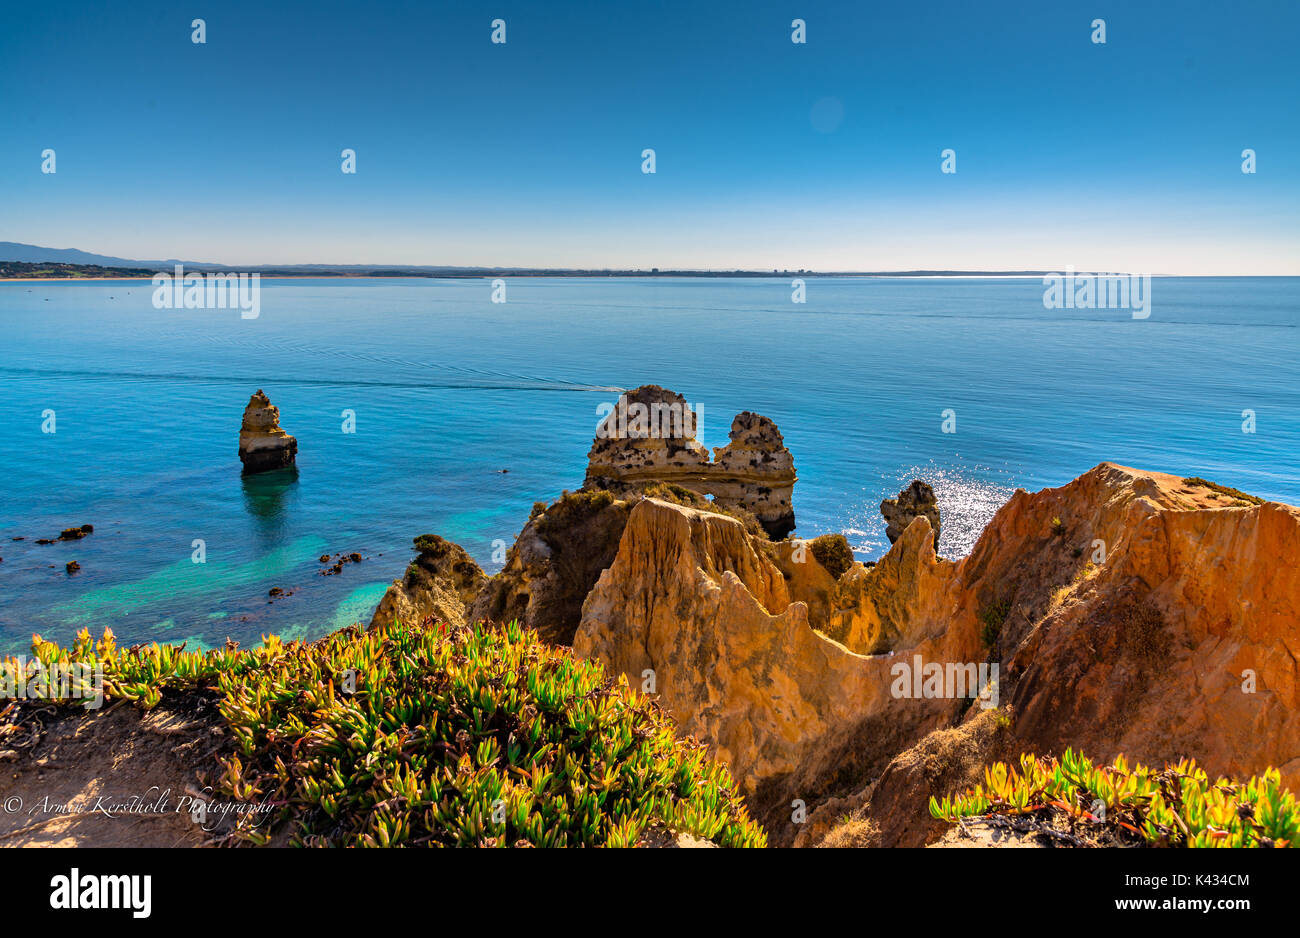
left=238, top=390, right=297, bottom=475
left=582, top=385, right=797, bottom=538
left=708, top=412, right=797, bottom=539
left=880, top=479, right=941, bottom=550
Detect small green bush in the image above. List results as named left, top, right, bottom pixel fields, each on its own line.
left=1182, top=477, right=1264, bottom=506
left=978, top=599, right=1012, bottom=648
left=640, top=481, right=702, bottom=505
left=809, top=534, right=854, bottom=580
left=535, top=489, right=617, bottom=538
left=10, top=628, right=252, bottom=709
left=638, top=483, right=768, bottom=539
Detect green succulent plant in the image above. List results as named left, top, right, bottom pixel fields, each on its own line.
left=4, top=620, right=767, bottom=848
left=930, top=749, right=1297, bottom=848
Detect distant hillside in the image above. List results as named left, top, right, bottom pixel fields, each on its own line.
left=0, top=242, right=200, bottom=268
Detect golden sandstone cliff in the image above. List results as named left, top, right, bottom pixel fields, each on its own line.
left=374, top=386, right=1300, bottom=846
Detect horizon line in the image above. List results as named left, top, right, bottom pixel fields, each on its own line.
left=3, top=243, right=1297, bottom=279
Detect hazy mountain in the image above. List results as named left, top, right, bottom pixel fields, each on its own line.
left=0, top=242, right=204, bottom=267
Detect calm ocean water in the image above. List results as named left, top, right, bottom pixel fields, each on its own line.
left=2, top=276, right=1297, bottom=653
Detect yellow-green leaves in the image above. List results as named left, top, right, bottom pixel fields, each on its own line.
left=12, top=618, right=767, bottom=848
left=214, top=618, right=765, bottom=847
left=931, top=749, right=1296, bottom=848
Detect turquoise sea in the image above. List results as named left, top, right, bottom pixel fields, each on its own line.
left=2, top=276, right=1297, bottom=653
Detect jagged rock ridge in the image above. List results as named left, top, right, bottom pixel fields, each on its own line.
left=573, top=464, right=1300, bottom=844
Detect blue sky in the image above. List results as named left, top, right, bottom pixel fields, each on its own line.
left=2, top=0, right=1297, bottom=272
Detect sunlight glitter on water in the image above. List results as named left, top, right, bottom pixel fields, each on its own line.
left=844, top=463, right=1018, bottom=561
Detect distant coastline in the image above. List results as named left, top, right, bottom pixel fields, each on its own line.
left=0, top=259, right=1069, bottom=282
left=0, top=263, right=1205, bottom=283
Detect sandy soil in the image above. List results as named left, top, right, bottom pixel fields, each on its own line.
left=0, top=697, right=230, bottom=848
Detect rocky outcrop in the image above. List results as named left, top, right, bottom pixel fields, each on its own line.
left=997, top=467, right=1300, bottom=787
left=881, top=480, right=940, bottom=550
left=468, top=491, right=634, bottom=645
left=823, top=516, right=954, bottom=655
left=583, top=386, right=796, bottom=539
left=573, top=463, right=1300, bottom=844
left=371, top=376, right=1297, bottom=849
left=708, top=412, right=797, bottom=538
left=370, top=534, right=486, bottom=629
left=795, top=708, right=1011, bottom=848
left=584, top=386, right=711, bottom=486
left=238, top=390, right=297, bottom=474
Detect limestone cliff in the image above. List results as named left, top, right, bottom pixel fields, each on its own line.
left=572, top=498, right=969, bottom=834
left=238, top=390, right=297, bottom=474
left=572, top=463, right=1300, bottom=844
left=467, top=491, right=633, bottom=645
left=372, top=376, right=1297, bottom=849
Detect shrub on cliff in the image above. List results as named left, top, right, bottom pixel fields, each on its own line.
left=978, top=599, right=1012, bottom=648
left=1182, top=476, right=1264, bottom=506
left=6, top=621, right=766, bottom=848
left=809, top=533, right=854, bottom=580
left=406, top=534, right=486, bottom=592
left=930, top=750, right=1297, bottom=848
left=535, top=489, right=618, bottom=540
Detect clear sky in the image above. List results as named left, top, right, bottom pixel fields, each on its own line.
left=2, top=0, right=1297, bottom=272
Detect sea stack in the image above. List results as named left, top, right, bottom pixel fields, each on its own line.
left=583, top=384, right=797, bottom=539
left=709, top=412, right=797, bottom=539
left=880, top=479, right=940, bottom=550
left=238, top=390, right=297, bottom=475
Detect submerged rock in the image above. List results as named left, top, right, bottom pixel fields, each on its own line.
left=238, top=390, right=297, bottom=475
left=881, top=480, right=940, bottom=550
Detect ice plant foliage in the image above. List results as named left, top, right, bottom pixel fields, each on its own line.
left=219, top=619, right=764, bottom=847
left=930, top=750, right=1298, bottom=848
left=8, top=628, right=252, bottom=708
left=6, top=621, right=765, bottom=848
